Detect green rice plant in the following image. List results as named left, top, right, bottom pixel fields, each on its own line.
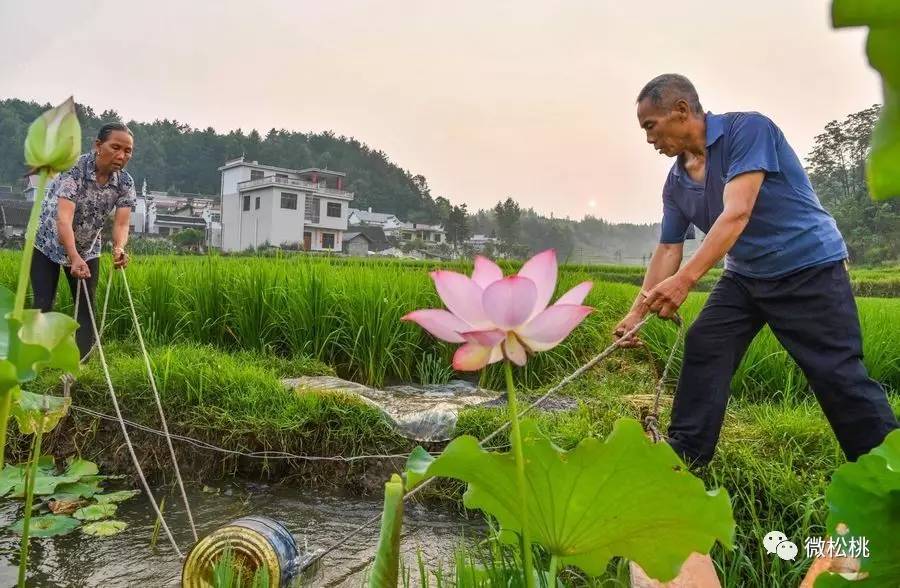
left=331, top=270, right=428, bottom=387
left=0, top=252, right=894, bottom=396
left=416, top=351, right=455, bottom=385
left=211, top=545, right=271, bottom=588
left=276, top=262, right=341, bottom=360
left=225, top=263, right=282, bottom=352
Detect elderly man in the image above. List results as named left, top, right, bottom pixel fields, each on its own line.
left=614, top=73, right=898, bottom=467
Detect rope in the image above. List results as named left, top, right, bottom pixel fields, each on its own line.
left=68, top=404, right=432, bottom=462
left=75, top=267, right=112, bottom=365
left=120, top=270, right=198, bottom=542
left=300, top=314, right=674, bottom=570
left=79, top=278, right=185, bottom=557
left=643, top=324, right=683, bottom=443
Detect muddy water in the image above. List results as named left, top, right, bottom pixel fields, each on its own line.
left=0, top=480, right=481, bottom=587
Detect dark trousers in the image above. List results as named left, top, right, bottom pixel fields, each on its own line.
left=667, top=260, right=898, bottom=466
left=30, top=248, right=99, bottom=360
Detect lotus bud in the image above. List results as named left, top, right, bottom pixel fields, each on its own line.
left=23, top=97, right=82, bottom=174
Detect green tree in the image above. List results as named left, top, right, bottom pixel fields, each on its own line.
left=171, top=228, right=206, bottom=252
left=493, top=197, right=522, bottom=252
left=807, top=105, right=900, bottom=264
left=445, top=204, right=470, bottom=249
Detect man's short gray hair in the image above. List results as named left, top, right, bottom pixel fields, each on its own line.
left=637, top=74, right=704, bottom=114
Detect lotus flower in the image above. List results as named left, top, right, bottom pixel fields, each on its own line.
left=24, top=96, right=81, bottom=174
left=403, top=249, right=593, bottom=371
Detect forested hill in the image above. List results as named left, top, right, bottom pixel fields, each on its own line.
left=2, top=99, right=894, bottom=264
left=0, top=98, right=441, bottom=222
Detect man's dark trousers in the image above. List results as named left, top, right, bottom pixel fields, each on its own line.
left=667, top=260, right=899, bottom=466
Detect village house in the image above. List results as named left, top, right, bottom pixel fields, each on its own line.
left=342, top=225, right=391, bottom=256
left=346, top=207, right=402, bottom=229
left=383, top=221, right=446, bottom=244
left=130, top=180, right=223, bottom=248
left=218, top=157, right=354, bottom=252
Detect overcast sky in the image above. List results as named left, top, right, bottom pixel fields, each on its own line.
left=0, top=0, right=880, bottom=223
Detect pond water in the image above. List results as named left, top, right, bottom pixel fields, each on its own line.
left=0, top=480, right=481, bottom=587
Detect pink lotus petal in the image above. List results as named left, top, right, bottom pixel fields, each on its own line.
left=555, top=281, right=593, bottom=306
left=488, top=346, right=504, bottom=364
left=517, top=249, right=557, bottom=318
left=471, top=256, right=504, bottom=289
left=430, top=270, right=490, bottom=328
left=517, top=304, right=593, bottom=352
left=452, top=342, right=494, bottom=371
left=502, top=334, right=527, bottom=366
left=402, top=309, right=470, bottom=343
left=460, top=329, right=506, bottom=348
left=482, top=276, right=538, bottom=331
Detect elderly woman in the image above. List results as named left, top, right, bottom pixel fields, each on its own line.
left=31, top=122, right=136, bottom=360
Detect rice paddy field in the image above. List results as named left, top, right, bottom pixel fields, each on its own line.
left=2, top=251, right=898, bottom=586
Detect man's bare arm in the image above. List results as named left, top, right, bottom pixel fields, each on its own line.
left=645, top=171, right=765, bottom=318
left=613, top=242, right=683, bottom=346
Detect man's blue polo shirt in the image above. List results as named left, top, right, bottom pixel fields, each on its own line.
left=659, top=111, right=847, bottom=278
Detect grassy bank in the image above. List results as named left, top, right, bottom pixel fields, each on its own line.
left=17, top=341, right=898, bottom=587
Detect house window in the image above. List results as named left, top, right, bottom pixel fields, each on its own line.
left=275, top=173, right=289, bottom=180
left=326, top=202, right=341, bottom=218
left=305, top=196, right=320, bottom=223
left=321, top=232, right=335, bottom=249
left=159, top=227, right=170, bottom=236
left=255, top=196, right=260, bottom=210
left=242, top=195, right=250, bottom=211
left=250, top=170, right=264, bottom=181
left=210, top=213, right=221, bottom=223
left=433, top=233, right=440, bottom=242
left=281, top=192, right=298, bottom=210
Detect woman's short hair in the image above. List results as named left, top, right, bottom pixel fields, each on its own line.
left=97, top=122, right=133, bottom=143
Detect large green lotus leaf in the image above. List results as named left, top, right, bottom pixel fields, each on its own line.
left=36, top=455, right=56, bottom=474
left=81, top=519, right=128, bottom=537
left=11, top=469, right=82, bottom=498
left=864, top=32, right=900, bottom=201
left=407, top=418, right=734, bottom=582
left=73, top=503, right=117, bottom=521
left=62, top=458, right=98, bottom=479
left=0, top=286, right=79, bottom=389
left=9, top=309, right=80, bottom=379
left=49, top=479, right=104, bottom=501
left=10, top=514, right=80, bottom=537
left=0, top=464, right=25, bottom=497
left=370, top=474, right=404, bottom=588
left=815, top=429, right=900, bottom=588
left=832, top=0, right=900, bottom=201
left=94, top=490, right=139, bottom=504
left=404, top=446, right=432, bottom=490
left=833, top=0, right=900, bottom=27
left=11, top=390, right=71, bottom=434
left=6, top=454, right=91, bottom=497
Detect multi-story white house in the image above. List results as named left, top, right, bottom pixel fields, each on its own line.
left=218, top=157, right=354, bottom=252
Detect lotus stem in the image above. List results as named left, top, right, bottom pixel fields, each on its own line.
left=13, top=169, right=48, bottom=318
left=0, top=387, right=14, bottom=467
left=504, top=360, right=535, bottom=588
left=18, top=414, right=44, bottom=588
left=548, top=555, right=559, bottom=586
